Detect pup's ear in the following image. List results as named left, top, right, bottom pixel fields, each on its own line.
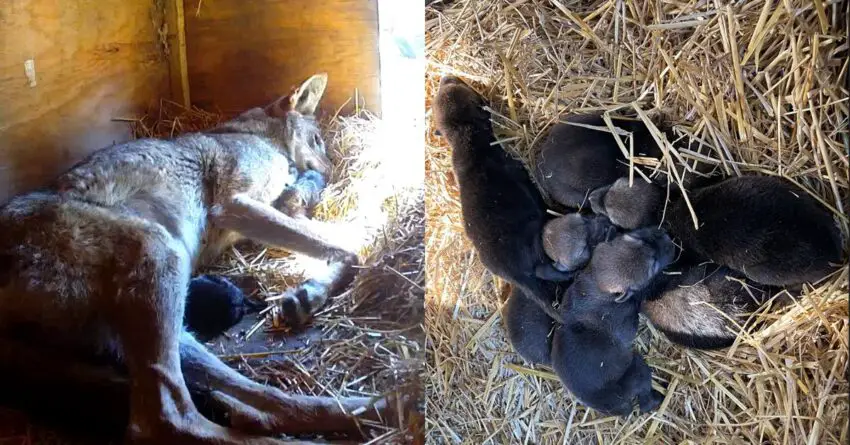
left=266, top=73, right=329, bottom=117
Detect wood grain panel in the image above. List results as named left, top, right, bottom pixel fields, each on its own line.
left=184, top=0, right=381, bottom=116
left=0, top=0, right=169, bottom=202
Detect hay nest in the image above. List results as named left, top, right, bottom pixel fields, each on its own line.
left=426, top=1, right=847, bottom=444
left=130, top=101, right=425, bottom=444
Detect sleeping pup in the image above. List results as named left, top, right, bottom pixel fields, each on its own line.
left=184, top=275, right=264, bottom=342
left=588, top=175, right=843, bottom=286
left=640, top=261, right=777, bottom=349
left=551, top=228, right=675, bottom=415
left=433, top=75, right=568, bottom=321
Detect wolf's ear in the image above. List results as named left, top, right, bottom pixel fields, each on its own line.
left=288, top=73, right=328, bottom=115
left=266, top=73, right=329, bottom=117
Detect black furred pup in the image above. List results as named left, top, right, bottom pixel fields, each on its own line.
left=534, top=114, right=665, bottom=209
left=589, top=175, right=843, bottom=286
left=502, top=285, right=555, bottom=366
left=184, top=275, right=264, bottom=342
left=433, top=75, right=568, bottom=321
left=551, top=228, right=675, bottom=416
left=640, top=260, right=777, bottom=349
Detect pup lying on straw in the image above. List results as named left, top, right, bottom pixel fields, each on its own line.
left=551, top=228, right=674, bottom=416
left=639, top=260, right=777, bottom=349
left=432, top=75, right=570, bottom=322
left=503, top=213, right=617, bottom=365
left=589, top=175, right=843, bottom=286
left=534, top=114, right=664, bottom=209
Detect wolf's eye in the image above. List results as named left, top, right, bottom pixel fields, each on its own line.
left=312, top=134, right=322, bottom=146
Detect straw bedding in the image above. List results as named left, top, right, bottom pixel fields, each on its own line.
left=425, top=1, right=848, bottom=444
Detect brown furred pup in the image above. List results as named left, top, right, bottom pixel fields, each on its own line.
left=550, top=228, right=675, bottom=416
left=433, top=75, right=570, bottom=322
left=534, top=114, right=665, bottom=209
left=640, top=261, right=777, bottom=349
left=589, top=175, right=843, bottom=286
left=540, top=213, right=618, bottom=275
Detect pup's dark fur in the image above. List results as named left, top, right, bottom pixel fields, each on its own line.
left=184, top=275, right=264, bottom=343
left=551, top=228, right=675, bottom=415
left=502, top=286, right=554, bottom=366
left=534, top=115, right=664, bottom=209
left=590, top=175, right=843, bottom=285
left=273, top=169, right=327, bottom=219
left=541, top=213, right=617, bottom=274
left=433, top=76, right=566, bottom=321
left=640, top=261, right=776, bottom=349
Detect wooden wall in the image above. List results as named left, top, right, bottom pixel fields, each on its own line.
left=0, top=0, right=382, bottom=202
left=184, top=0, right=381, bottom=116
left=0, top=0, right=170, bottom=202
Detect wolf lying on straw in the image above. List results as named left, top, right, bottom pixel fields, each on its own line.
left=0, top=74, right=398, bottom=444
left=432, top=75, right=843, bottom=416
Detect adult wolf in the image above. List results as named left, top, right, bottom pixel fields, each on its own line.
left=0, top=74, right=393, bottom=444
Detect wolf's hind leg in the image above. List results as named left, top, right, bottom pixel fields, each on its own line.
left=107, top=242, right=308, bottom=444
left=180, top=333, right=397, bottom=438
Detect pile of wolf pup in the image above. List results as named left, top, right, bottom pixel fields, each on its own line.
left=432, top=76, right=843, bottom=416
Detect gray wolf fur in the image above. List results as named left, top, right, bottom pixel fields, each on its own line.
left=0, top=74, right=395, bottom=444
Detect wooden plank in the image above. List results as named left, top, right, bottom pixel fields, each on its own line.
left=165, top=0, right=192, bottom=108
left=184, top=0, right=381, bottom=116
left=0, top=0, right=170, bottom=202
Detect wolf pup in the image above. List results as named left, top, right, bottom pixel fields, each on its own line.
left=273, top=169, right=327, bottom=219
left=433, top=75, right=567, bottom=321
left=589, top=177, right=665, bottom=230
left=541, top=213, right=618, bottom=275
left=534, top=114, right=665, bottom=209
left=502, top=285, right=555, bottom=366
left=504, top=214, right=615, bottom=365
left=551, top=228, right=675, bottom=416
left=184, top=275, right=264, bottom=343
left=588, top=175, right=843, bottom=286
left=640, top=261, right=777, bottom=349
left=0, top=74, right=395, bottom=444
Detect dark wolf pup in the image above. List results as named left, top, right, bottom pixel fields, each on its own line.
left=184, top=274, right=265, bottom=343
left=0, top=74, right=398, bottom=444
left=432, top=75, right=568, bottom=322
left=551, top=228, right=675, bottom=416
left=640, top=260, right=777, bottom=349
left=588, top=175, right=843, bottom=286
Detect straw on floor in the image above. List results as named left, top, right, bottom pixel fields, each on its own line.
left=425, top=1, right=848, bottom=444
